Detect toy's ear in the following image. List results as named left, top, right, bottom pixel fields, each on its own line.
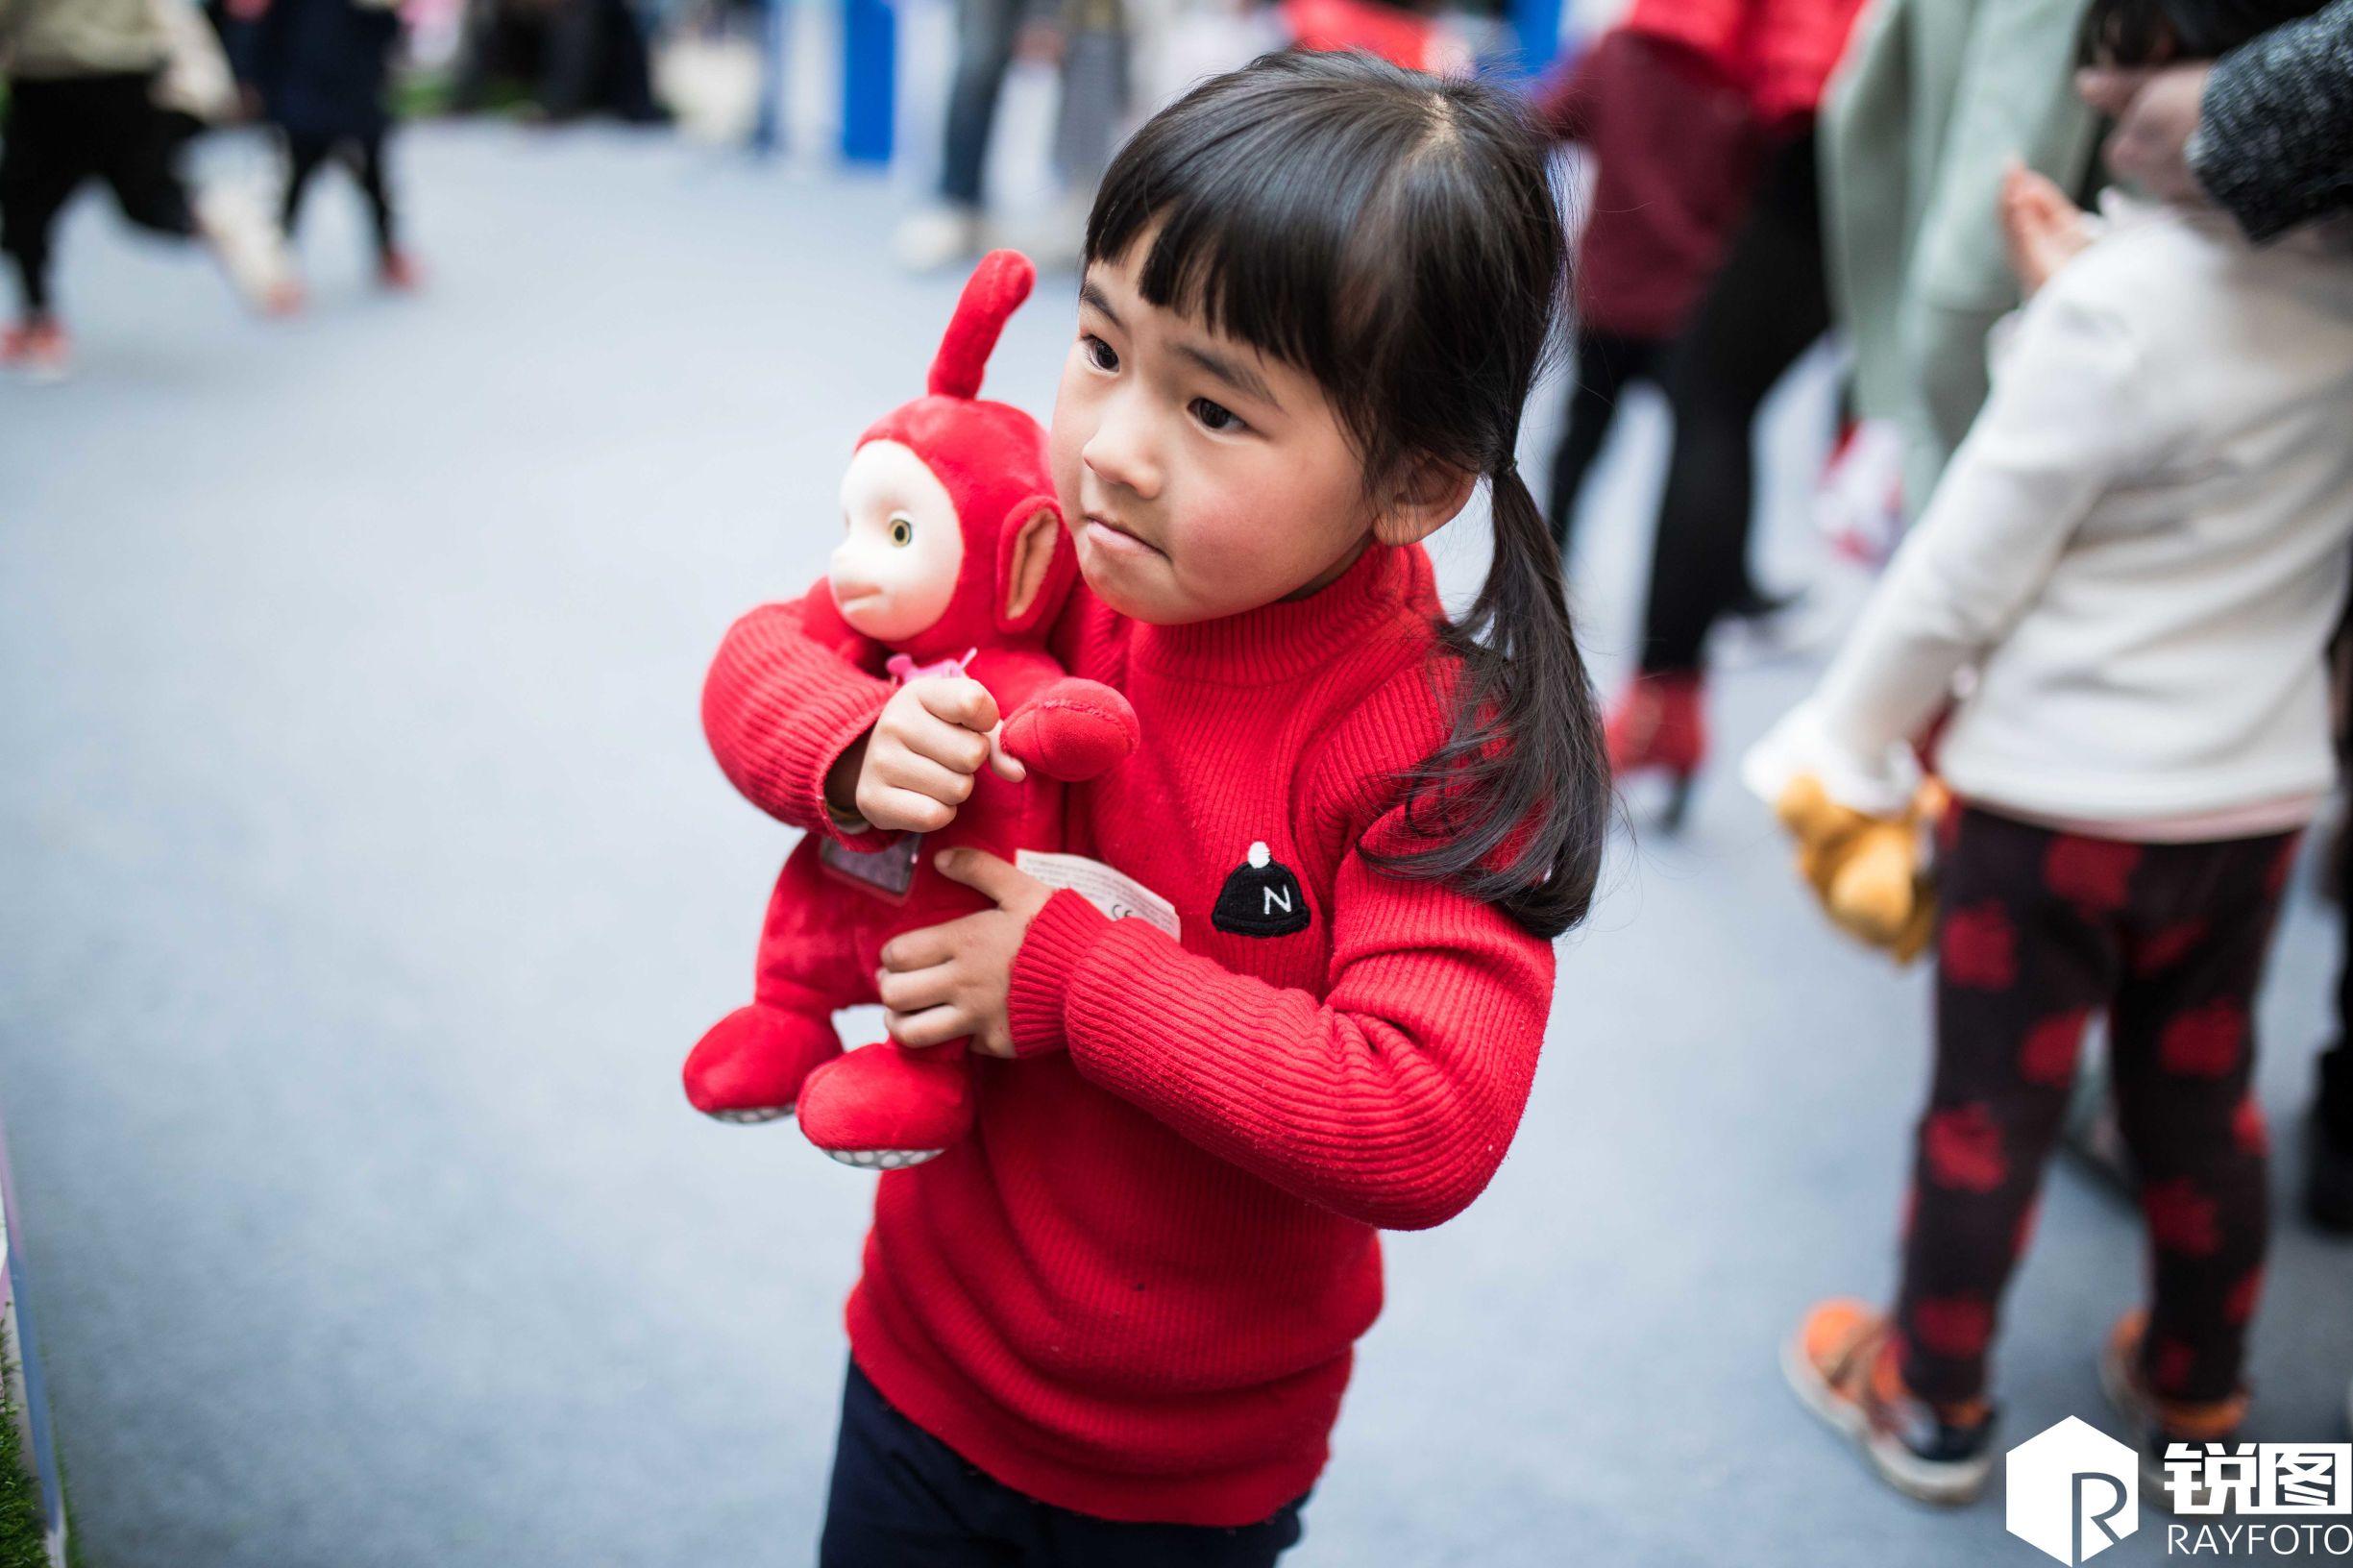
left=997, top=499, right=1064, bottom=632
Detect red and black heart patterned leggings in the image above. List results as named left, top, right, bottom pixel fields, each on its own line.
left=1894, top=804, right=2301, bottom=1408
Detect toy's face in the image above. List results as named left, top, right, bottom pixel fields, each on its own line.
left=831, top=439, right=966, bottom=644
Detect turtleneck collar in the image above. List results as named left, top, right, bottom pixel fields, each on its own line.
left=1128, top=540, right=1425, bottom=685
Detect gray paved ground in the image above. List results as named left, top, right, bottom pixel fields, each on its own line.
left=2, top=123, right=2348, bottom=1568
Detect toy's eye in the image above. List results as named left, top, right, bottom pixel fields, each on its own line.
left=890, top=517, right=914, bottom=548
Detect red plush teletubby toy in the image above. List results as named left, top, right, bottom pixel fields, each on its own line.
left=684, top=251, right=1140, bottom=1167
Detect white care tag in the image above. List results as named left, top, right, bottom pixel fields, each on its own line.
left=1017, top=850, right=1181, bottom=942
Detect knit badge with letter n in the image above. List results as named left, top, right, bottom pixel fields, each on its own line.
left=1212, top=842, right=1312, bottom=937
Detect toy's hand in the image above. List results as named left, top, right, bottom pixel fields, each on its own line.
left=826, top=676, right=1029, bottom=834
left=875, top=849, right=1053, bottom=1059
left=999, top=678, right=1140, bottom=782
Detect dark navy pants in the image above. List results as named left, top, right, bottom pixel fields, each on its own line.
left=819, top=1362, right=1309, bottom=1568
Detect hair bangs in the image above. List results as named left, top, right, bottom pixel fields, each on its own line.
left=1084, top=53, right=1471, bottom=485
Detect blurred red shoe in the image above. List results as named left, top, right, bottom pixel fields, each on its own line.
left=1605, top=673, right=1706, bottom=827
left=2, top=319, right=72, bottom=381
left=377, top=251, right=425, bottom=292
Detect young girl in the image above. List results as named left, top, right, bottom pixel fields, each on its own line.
left=1754, top=0, right=2353, bottom=1507
left=697, top=49, right=1607, bottom=1566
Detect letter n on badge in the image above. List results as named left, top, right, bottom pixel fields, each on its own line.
left=1212, top=841, right=1311, bottom=937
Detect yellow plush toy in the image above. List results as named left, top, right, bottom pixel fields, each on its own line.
left=1773, top=773, right=1949, bottom=965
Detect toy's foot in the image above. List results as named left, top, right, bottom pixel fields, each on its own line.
left=826, top=1146, right=944, bottom=1170
left=798, top=1041, right=973, bottom=1165
left=682, top=1003, right=841, bottom=1121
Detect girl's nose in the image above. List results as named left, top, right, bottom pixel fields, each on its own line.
left=1080, top=395, right=1161, bottom=501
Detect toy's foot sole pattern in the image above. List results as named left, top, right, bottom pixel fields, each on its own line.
left=709, top=1106, right=794, bottom=1125
left=826, top=1147, right=944, bottom=1170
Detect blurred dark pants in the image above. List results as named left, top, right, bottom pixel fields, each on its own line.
left=937, top=0, right=1026, bottom=207
left=1636, top=134, right=1828, bottom=674
left=1, top=72, right=198, bottom=317
left=937, top=0, right=1127, bottom=209
left=1897, top=806, right=2294, bottom=1407
left=282, top=130, right=397, bottom=256
left=1546, top=328, right=1660, bottom=558
left=821, top=1361, right=1308, bottom=1567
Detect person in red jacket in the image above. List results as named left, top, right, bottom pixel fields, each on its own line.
left=1595, top=0, right=1871, bottom=825
left=696, top=49, right=1609, bottom=1567
left=1532, top=0, right=1767, bottom=558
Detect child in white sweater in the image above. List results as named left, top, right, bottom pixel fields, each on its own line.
left=1756, top=0, right=2353, bottom=1508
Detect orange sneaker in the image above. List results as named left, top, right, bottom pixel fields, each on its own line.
left=2, top=319, right=72, bottom=381
left=2099, top=1311, right=2249, bottom=1512
left=1783, top=1299, right=1997, bottom=1505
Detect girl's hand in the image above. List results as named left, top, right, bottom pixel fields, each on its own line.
left=876, top=850, right=1054, bottom=1058
left=826, top=677, right=1028, bottom=833
left=1998, top=160, right=2094, bottom=297
left=2077, top=64, right=2214, bottom=207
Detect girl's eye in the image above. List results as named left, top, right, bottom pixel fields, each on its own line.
left=890, top=517, right=914, bottom=547
left=1082, top=334, right=1118, bottom=373
left=1190, top=398, right=1245, bottom=434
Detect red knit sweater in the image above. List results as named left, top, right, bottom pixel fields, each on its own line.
left=700, top=541, right=1557, bottom=1526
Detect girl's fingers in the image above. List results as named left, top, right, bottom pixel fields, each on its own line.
left=901, top=711, right=993, bottom=775
left=878, top=924, right=959, bottom=972
left=987, top=722, right=1027, bottom=783
left=874, top=958, right=958, bottom=1015
left=884, top=1004, right=970, bottom=1050
left=856, top=786, right=955, bottom=834
left=872, top=748, right=976, bottom=806
left=912, top=677, right=1002, bottom=737
left=932, top=848, right=1035, bottom=908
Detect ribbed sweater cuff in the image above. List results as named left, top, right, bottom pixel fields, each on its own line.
left=1007, top=889, right=1113, bottom=1057
left=793, top=681, right=898, bottom=851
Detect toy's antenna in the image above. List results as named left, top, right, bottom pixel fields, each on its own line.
left=928, top=250, right=1036, bottom=400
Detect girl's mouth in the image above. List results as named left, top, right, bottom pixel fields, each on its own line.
left=1085, top=514, right=1163, bottom=560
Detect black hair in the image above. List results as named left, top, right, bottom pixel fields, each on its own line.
left=1085, top=48, right=1606, bottom=941
left=2079, top=0, right=2324, bottom=62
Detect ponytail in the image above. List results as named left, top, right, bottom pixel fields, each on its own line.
left=1365, top=460, right=1610, bottom=940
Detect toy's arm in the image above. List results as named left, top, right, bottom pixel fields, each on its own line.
left=701, top=583, right=900, bottom=848
left=964, top=649, right=1139, bottom=784
left=1001, top=678, right=1139, bottom=782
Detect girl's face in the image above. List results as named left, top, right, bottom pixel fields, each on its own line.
left=1048, top=241, right=1382, bottom=625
